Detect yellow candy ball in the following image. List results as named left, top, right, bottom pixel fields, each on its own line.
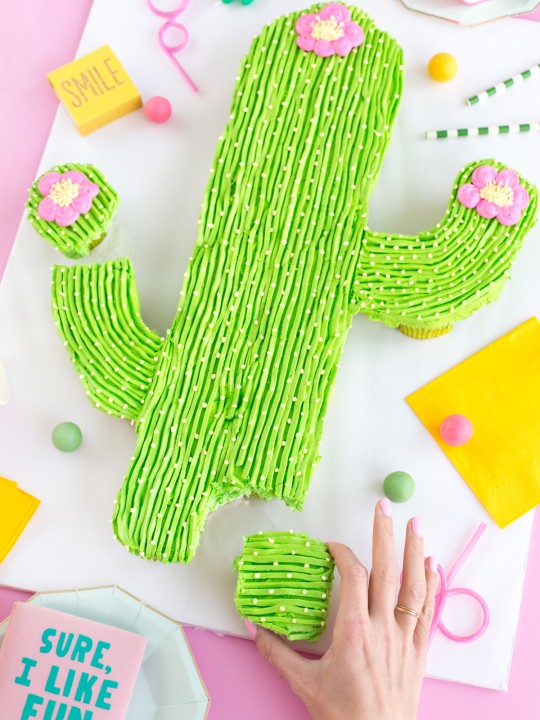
left=428, top=53, right=458, bottom=82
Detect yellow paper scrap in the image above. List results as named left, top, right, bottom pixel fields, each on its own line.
left=407, top=318, right=540, bottom=528
left=0, top=477, right=40, bottom=563
left=47, top=45, right=142, bottom=136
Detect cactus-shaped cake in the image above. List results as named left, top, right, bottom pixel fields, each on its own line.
left=52, top=4, right=537, bottom=563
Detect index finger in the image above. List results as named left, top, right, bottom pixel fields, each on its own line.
left=369, top=499, right=398, bottom=619
left=327, top=542, right=369, bottom=643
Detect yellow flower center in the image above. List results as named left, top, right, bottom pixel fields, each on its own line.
left=479, top=181, right=513, bottom=208
left=49, top=178, right=80, bottom=208
left=310, top=15, right=344, bottom=42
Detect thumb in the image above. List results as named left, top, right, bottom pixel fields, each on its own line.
left=247, top=621, right=316, bottom=692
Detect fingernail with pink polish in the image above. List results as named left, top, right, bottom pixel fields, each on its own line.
left=428, top=556, right=438, bottom=573
left=380, top=498, right=392, bottom=517
left=245, top=619, right=258, bottom=640
left=411, top=517, right=423, bottom=537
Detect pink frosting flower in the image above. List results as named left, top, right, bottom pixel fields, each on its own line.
left=37, top=170, right=99, bottom=227
left=295, top=3, right=364, bottom=58
left=457, top=165, right=529, bottom=226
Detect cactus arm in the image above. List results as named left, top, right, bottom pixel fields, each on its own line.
left=352, top=160, right=538, bottom=335
left=52, top=259, right=163, bottom=420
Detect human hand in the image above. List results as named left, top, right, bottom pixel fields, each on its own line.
left=246, top=500, right=438, bottom=720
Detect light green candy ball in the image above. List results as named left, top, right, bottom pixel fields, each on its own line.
left=52, top=422, right=83, bottom=452
left=383, top=471, right=415, bottom=503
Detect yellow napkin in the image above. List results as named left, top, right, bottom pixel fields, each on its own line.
left=0, top=476, right=40, bottom=562
left=407, top=318, right=540, bottom=528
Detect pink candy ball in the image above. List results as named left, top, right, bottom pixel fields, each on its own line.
left=144, top=96, right=172, bottom=123
left=440, top=414, right=473, bottom=446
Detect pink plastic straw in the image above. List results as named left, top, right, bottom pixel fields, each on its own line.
left=428, top=522, right=490, bottom=647
left=146, top=0, right=198, bottom=93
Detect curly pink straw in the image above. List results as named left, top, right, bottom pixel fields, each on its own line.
left=428, top=522, right=490, bottom=647
left=146, top=0, right=198, bottom=93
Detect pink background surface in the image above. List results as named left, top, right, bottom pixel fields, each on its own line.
left=1, top=2, right=539, bottom=718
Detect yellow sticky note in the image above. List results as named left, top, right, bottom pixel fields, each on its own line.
left=0, top=477, right=40, bottom=563
left=407, top=318, right=540, bottom=528
left=47, top=45, right=142, bottom=136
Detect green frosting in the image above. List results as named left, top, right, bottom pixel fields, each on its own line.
left=27, top=163, right=119, bottom=259
left=50, top=5, right=537, bottom=564
left=52, top=260, right=163, bottom=421
left=352, top=159, right=538, bottom=333
left=234, top=532, right=334, bottom=642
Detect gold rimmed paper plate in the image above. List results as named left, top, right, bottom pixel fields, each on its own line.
left=400, top=0, right=540, bottom=25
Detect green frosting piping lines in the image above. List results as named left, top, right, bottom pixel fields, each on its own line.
left=51, top=4, right=537, bottom=564
left=27, top=163, right=119, bottom=259
left=52, top=260, right=163, bottom=420
left=234, top=532, right=335, bottom=642
left=352, top=159, right=538, bottom=332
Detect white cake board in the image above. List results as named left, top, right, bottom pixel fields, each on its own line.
left=1, top=0, right=539, bottom=691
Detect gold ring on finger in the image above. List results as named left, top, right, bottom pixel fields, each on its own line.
left=395, top=604, right=419, bottom=618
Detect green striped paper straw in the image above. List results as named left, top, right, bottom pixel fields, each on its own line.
left=467, top=63, right=540, bottom=106
left=425, top=123, right=540, bottom=140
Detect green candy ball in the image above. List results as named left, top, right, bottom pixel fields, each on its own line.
left=383, top=471, right=415, bottom=503
left=52, top=422, right=83, bottom=452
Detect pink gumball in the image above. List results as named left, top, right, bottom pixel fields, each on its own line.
left=144, top=96, right=172, bottom=123
left=440, top=414, right=473, bottom=446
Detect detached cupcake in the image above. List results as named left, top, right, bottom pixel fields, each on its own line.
left=26, top=163, right=119, bottom=259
